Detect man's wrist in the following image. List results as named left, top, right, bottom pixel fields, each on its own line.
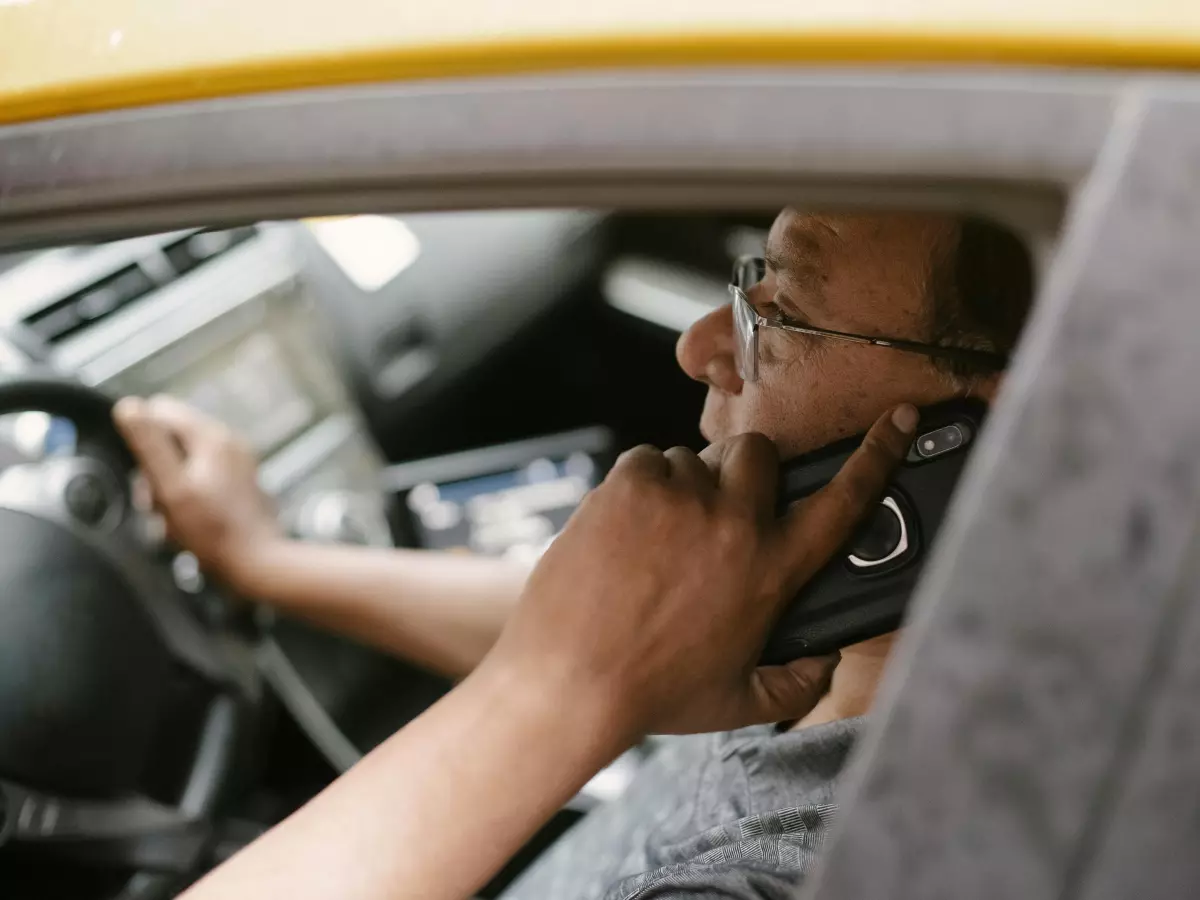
left=218, top=533, right=295, bottom=598
left=471, top=652, right=641, bottom=772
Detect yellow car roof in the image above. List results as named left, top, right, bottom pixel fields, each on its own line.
left=2, top=0, right=1200, bottom=127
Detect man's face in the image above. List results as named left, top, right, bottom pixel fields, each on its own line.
left=678, top=209, right=979, bottom=458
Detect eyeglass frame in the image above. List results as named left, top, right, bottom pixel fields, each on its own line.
left=729, top=255, right=1009, bottom=383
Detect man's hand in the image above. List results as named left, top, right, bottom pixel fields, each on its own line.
left=113, top=395, right=282, bottom=587
left=177, top=403, right=918, bottom=900
left=486, top=404, right=920, bottom=739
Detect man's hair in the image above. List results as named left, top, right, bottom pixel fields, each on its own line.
left=927, top=216, right=1035, bottom=382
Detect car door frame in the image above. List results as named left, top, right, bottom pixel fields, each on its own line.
left=5, top=67, right=1200, bottom=900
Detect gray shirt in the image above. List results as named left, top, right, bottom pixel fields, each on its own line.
left=501, top=717, right=863, bottom=900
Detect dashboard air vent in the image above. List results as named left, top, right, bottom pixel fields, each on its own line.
left=21, top=226, right=258, bottom=345
left=162, top=226, right=256, bottom=278
left=23, top=264, right=156, bottom=344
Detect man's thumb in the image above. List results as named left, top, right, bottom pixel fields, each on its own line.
left=746, top=653, right=840, bottom=724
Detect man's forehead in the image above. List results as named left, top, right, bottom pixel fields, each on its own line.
left=765, top=210, right=837, bottom=264
left=763, top=210, right=842, bottom=301
left=763, top=209, right=961, bottom=327
left=766, top=209, right=959, bottom=269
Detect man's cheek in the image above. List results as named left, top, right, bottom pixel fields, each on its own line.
left=734, top=388, right=818, bottom=454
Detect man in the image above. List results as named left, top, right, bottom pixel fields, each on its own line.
left=114, top=209, right=1033, bottom=900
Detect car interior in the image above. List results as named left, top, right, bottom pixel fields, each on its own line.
left=0, top=206, right=1044, bottom=899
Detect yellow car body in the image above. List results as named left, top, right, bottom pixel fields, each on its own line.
left=2, top=0, right=1200, bottom=126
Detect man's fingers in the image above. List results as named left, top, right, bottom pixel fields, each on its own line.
left=113, top=397, right=186, bottom=500
left=663, top=446, right=713, bottom=494
left=716, top=433, right=780, bottom=515
left=744, top=654, right=840, bottom=726
left=780, top=404, right=918, bottom=583
left=144, top=394, right=225, bottom=450
left=611, top=444, right=669, bottom=480
left=697, top=443, right=724, bottom=483
left=698, top=434, right=779, bottom=515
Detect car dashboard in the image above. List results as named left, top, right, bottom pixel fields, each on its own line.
left=0, top=225, right=387, bottom=541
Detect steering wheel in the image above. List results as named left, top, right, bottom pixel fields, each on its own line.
left=0, top=376, right=260, bottom=899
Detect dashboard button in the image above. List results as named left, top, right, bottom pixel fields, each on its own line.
left=63, top=473, right=112, bottom=528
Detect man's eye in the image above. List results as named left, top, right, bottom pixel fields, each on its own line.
left=754, top=299, right=803, bottom=326
left=752, top=298, right=787, bottom=322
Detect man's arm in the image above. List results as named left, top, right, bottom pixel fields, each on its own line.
left=178, top=406, right=919, bottom=900
left=234, top=542, right=528, bottom=677
left=182, top=651, right=621, bottom=900
left=113, top=396, right=527, bottom=678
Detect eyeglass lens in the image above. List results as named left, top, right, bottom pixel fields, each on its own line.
left=730, top=257, right=765, bottom=382
left=733, top=256, right=765, bottom=291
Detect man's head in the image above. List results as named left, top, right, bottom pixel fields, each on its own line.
left=677, top=209, right=1034, bottom=457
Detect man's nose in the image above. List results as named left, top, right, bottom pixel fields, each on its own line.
left=676, top=304, right=743, bottom=395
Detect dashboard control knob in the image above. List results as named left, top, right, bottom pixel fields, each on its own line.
left=290, top=491, right=392, bottom=548
left=171, top=552, right=206, bottom=595
left=63, top=472, right=114, bottom=528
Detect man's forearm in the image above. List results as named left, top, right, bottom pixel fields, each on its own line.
left=230, top=541, right=530, bottom=677
left=181, top=657, right=628, bottom=900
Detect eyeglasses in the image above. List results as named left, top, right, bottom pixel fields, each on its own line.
left=729, top=255, right=1009, bottom=383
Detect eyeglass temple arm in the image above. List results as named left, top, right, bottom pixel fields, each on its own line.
left=775, top=322, right=1008, bottom=369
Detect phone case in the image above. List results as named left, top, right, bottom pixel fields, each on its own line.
left=760, top=398, right=987, bottom=664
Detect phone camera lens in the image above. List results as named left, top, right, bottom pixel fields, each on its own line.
left=914, top=424, right=965, bottom=459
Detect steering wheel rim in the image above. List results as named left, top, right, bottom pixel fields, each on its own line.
left=0, top=374, right=255, bottom=898
left=0, top=374, right=135, bottom=466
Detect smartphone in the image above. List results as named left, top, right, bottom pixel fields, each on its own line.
left=761, top=398, right=987, bottom=664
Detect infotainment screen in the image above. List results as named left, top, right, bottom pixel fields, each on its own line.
left=177, top=333, right=316, bottom=456
left=99, top=280, right=351, bottom=461
left=386, top=428, right=613, bottom=564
